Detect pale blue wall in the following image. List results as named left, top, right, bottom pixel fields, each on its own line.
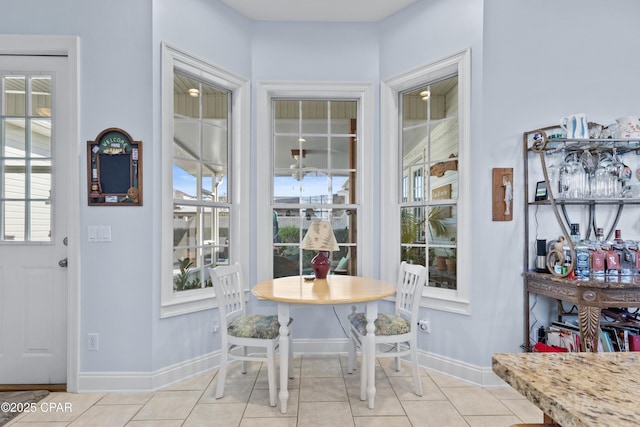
left=3, top=0, right=640, bottom=382
left=0, top=0, right=155, bottom=372
left=482, top=0, right=640, bottom=361
left=379, top=0, right=489, bottom=367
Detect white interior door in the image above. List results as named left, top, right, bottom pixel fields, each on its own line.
left=0, top=55, right=70, bottom=384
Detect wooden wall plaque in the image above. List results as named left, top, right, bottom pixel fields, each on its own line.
left=87, top=128, right=142, bottom=206
left=492, top=167, right=512, bottom=221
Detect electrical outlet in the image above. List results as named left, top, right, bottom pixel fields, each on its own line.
left=88, top=333, right=99, bottom=351
left=418, top=320, right=431, bottom=333
left=211, top=319, right=219, bottom=334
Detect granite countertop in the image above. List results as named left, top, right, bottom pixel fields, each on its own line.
left=492, top=352, right=640, bottom=427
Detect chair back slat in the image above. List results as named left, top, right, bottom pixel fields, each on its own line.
left=395, top=262, right=427, bottom=325
left=209, top=263, right=246, bottom=323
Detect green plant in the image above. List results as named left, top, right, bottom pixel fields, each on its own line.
left=277, top=225, right=300, bottom=243
left=427, top=207, right=448, bottom=239
left=173, top=257, right=211, bottom=291
left=401, top=210, right=421, bottom=244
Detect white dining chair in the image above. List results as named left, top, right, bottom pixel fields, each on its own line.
left=209, top=263, right=293, bottom=407
left=347, top=261, right=427, bottom=398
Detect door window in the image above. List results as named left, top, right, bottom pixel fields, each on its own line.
left=1, top=74, right=52, bottom=241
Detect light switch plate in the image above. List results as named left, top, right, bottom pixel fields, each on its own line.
left=88, top=225, right=112, bottom=242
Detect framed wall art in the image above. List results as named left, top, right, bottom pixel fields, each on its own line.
left=87, top=128, right=142, bottom=206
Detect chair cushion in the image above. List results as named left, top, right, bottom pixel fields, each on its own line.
left=348, top=312, right=410, bottom=336
left=227, top=315, right=281, bottom=339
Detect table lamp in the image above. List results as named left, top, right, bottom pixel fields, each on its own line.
left=300, top=220, right=340, bottom=279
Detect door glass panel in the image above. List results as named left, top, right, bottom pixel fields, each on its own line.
left=31, top=119, right=51, bottom=157
left=30, top=159, right=51, bottom=199
left=2, top=74, right=55, bottom=242
left=3, top=76, right=25, bottom=115
left=31, top=77, right=51, bottom=117
left=3, top=159, right=25, bottom=198
left=30, top=200, right=50, bottom=241
left=3, top=200, right=24, bottom=241
left=3, top=118, right=26, bottom=155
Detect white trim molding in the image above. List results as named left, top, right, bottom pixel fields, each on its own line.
left=0, top=34, right=81, bottom=393
left=77, top=341, right=503, bottom=392
left=160, top=42, right=250, bottom=318
left=380, top=48, right=471, bottom=314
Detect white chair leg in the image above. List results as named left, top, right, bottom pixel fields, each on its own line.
left=266, top=343, right=277, bottom=406
left=410, top=343, right=423, bottom=396
left=347, top=329, right=356, bottom=374
left=394, top=343, right=401, bottom=372
left=242, top=346, right=248, bottom=374
left=288, top=329, right=294, bottom=379
left=359, top=340, right=367, bottom=401
left=216, top=347, right=228, bottom=399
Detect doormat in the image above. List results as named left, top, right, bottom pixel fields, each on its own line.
left=0, top=390, right=49, bottom=426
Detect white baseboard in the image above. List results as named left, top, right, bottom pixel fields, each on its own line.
left=78, top=352, right=220, bottom=392
left=417, top=350, right=506, bottom=387
left=77, top=339, right=505, bottom=392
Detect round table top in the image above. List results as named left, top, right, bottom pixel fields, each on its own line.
left=251, top=275, right=396, bottom=304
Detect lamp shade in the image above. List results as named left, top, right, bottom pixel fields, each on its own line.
left=301, top=221, right=339, bottom=279
left=300, top=221, right=339, bottom=252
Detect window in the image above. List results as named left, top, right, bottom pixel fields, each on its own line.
left=161, top=43, right=249, bottom=317
left=271, top=100, right=358, bottom=277
left=401, top=75, right=458, bottom=290
left=256, top=83, right=374, bottom=281
left=1, top=74, right=52, bottom=241
left=172, top=72, right=229, bottom=291
left=381, top=49, right=470, bottom=314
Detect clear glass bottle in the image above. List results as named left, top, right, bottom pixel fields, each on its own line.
left=561, top=225, right=580, bottom=277
left=590, top=227, right=606, bottom=279
left=575, top=237, right=590, bottom=280
left=606, top=229, right=623, bottom=282
left=620, top=236, right=636, bottom=282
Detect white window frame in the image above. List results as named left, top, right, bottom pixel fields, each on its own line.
left=256, top=82, right=374, bottom=282
left=160, top=43, right=250, bottom=318
left=381, top=48, right=471, bottom=314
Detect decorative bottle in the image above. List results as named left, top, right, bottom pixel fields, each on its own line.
left=562, top=224, right=580, bottom=277
left=605, top=229, right=622, bottom=282
left=575, top=237, right=590, bottom=280
left=590, top=227, right=606, bottom=279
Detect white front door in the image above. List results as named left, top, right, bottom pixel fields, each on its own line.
left=0, top=55, right=70, bottom=384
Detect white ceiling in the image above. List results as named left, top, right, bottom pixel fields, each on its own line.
left=219, top=0, right=418, bottom=22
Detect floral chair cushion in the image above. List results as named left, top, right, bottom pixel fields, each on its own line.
left=227, top=315, right=281, bottom=339
left=348, top=312, right=410, bottom=336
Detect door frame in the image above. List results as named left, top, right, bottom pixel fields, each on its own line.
left=0, top=35, right=80, bottom=392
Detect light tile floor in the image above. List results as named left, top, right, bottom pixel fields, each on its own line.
left=6, top=355, right=543, bottom=427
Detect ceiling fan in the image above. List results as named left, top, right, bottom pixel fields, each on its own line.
left=290, top=149, right=318, bottom=180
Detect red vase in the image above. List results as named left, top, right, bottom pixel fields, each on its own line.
left=311, top=251, right=331, bottom=279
